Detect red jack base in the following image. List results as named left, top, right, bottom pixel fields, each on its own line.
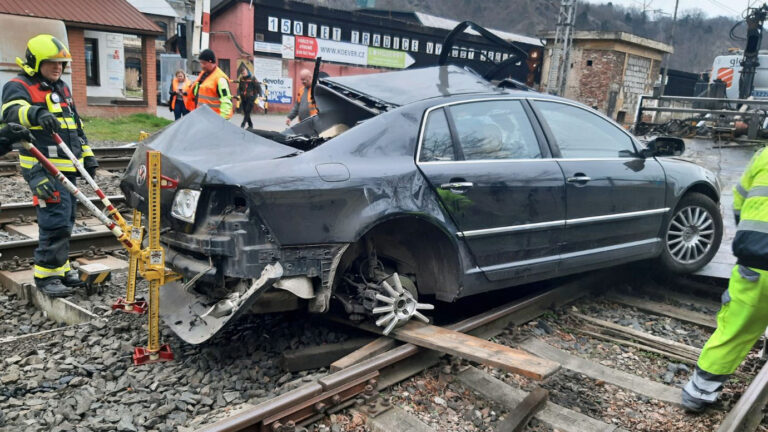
left=111, top=298, right=148, bottom=314
left=133, top=344, right=174, bottom=366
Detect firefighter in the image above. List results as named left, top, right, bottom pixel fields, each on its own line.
left=0, top=34, right=98, bottom=298
left=192, top=49, right=233, bottom=119
left=0, top=123, right=34, bottom=156
left=285, top=69, right=318, bottom=126
left=682, top=147, right=768, bottom=411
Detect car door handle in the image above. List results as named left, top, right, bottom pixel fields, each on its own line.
left=566, top=175, right=591, bottom=183
left=440, top=181, right=474, bottom=191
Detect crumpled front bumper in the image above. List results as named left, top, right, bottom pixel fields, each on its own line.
left=159, top=263, right=284, bottom=344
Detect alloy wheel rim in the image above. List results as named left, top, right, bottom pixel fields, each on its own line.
left=666, top=205, right=715, bottom=264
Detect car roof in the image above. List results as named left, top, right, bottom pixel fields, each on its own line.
left=321, top=65, right=507, bottom=107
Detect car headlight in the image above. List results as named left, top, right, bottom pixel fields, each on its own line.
left=171, top=189, right=201, bottom=223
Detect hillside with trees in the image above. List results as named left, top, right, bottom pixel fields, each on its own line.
left=310, top=0, right=746, bottom=73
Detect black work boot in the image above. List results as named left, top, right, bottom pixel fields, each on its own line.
left=35, top=277, right=74, bottom=298
left=63, top=269, right=84, bottom=287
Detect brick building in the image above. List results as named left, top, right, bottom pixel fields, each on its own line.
left=540, top=31, right=672, bottom=125
left=0, top=0, right=162, bottom=117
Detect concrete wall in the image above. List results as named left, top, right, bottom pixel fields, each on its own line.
left=83, top=30, right=125, bottom=99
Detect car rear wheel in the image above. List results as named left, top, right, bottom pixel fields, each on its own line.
left=660, top=192, right=722, bottom=274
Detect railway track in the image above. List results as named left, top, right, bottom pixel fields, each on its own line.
left=0, top=147, right=135, bottom=176
left=195, top=271, right=768, bottom=432
left=0, top=195, right=126, bottom=260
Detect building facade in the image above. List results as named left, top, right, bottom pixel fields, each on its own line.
left=540, top=31, right=673, bottom=125
left=209, top=0, right=543, bottom=113
left=0, top=0, right=162, bottom=118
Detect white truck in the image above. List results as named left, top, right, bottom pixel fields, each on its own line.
left=0, top=14, right=70, bottom=100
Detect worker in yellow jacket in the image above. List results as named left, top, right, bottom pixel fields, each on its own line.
left=682, top=147, right=768, bottom=411
left=192, top=49, right=233, bottom=119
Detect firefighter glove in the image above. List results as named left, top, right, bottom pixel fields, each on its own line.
left=0, top=123, right=34, bottom=156
left=28, top=164, right=55, bottom=200
left=37, top=110, right=60, bottom=133
left=83, top=155, right=98, bottom=178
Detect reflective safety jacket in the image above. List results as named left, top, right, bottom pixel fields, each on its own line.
left=170, top=77, right=195, bottom=112
left=732, top=147, right=768, bottom=270
left=297, top=85, right=319, bottom=118
left=193, top=67, right=232, bottom=119
left=0, top=74, right=91, bottom=175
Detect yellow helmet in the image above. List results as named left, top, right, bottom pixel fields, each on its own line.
left=15, top=34, right=71, bottom=77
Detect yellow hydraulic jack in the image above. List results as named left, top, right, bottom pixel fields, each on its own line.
left=21, top=134, right=179, bottom=366
left=131, top=151, right=181, bottom=365
left=111, top=209, right=148, bottom=313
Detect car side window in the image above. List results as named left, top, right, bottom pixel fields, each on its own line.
left=449, top=100, right=541, bottom=160
left=533, top=101, right=636, bottom=158
left=419, top=108, right=456, bottom=162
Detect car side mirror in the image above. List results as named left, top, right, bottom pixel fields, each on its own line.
left=641, top=136, right=685, bottom=158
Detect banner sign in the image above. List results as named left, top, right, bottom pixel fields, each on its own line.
left=263, top=77, right=293, bottom=104
left=292, top=35, right=414, bottom=69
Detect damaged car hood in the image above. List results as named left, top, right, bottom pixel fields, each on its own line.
left=123, top=106, right=297, bottom=190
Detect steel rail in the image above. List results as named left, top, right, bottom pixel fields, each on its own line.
left=0, top=147, right=135, bottom=175
left=0, top=195, right=125, bottom=225
left=716, top=359, right=768, bottom=432
left=198, top=270, right=613, bottom=432
left=0, top=229, right=123, bottom=260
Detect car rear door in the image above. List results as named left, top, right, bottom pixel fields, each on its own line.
left=530, top=100, right=667, bottom=272
left=417, top=99, right=566, bottom=283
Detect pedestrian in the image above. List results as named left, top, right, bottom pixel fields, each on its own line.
left=192, top=49, right=233, bottom=119
left=682, top=146, right=768, bottom=411
left=236, top=70, right=259, bottom=129
left=1, top=34, right=98, bottom=297
left=169, top=69, right=194, bottom=120
left=285, top=68, right=318, bottom=126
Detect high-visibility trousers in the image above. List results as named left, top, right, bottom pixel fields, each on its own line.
left=698, top=264, right=768, bottom=375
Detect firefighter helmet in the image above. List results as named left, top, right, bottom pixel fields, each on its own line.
left=16, top=34, right=71, bottom=77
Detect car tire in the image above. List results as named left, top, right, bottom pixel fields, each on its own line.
left=659, top=192, right=723, bottom=274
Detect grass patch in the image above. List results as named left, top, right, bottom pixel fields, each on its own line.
left=82, top=113, right=172, bottom=143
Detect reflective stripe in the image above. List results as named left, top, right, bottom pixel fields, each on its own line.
left=19, top=154, right=82, bottom=171
left=737, top=219, right=768, bottom=234
left=0, top=99, right=30, bottom=117
left=198, top=95, right=218, bottom=102
left=747, top=186, right=768, bottom=198
left=735, top=183, right=748, bottom=197
left=81, top=145, right=94, bottom=158
left=33, top=260, right=71, bottom=279
left=18, top=105, right=32, bottom=127
left=57, top=117, right=78, bottom=129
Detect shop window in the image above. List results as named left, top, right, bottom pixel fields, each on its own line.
left=84, top=38, right=100, bottom=86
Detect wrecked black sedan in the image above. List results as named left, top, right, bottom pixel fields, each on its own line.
left=120, top=65, right=722, bottom=344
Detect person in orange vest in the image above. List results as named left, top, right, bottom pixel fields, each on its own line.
left=285, top=68, right=318, bottom=126
left=192, top=49, right=233, bottom=119
left=169, top=69, right=195, bottom=120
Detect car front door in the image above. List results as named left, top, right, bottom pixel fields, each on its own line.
left=417, top=99, right=566, bottom=284
left=531, top=100, right=667, bottom=272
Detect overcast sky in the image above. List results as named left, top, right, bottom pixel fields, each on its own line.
left=584, top=0, right=755, bottom=19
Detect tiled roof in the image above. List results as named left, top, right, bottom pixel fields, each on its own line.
left=0, top=0, right=163, bottom=35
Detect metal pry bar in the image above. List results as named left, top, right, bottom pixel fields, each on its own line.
left=19, top=137, right=139, bottom=254
left=52, top=132, right=129, bottom=232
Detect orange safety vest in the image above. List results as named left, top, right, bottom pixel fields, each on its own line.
left=297, top=85, right=319, bottom=118
left=194, top=67, right=232, bottom=118
left=171, top=77, right=195, bottom=112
